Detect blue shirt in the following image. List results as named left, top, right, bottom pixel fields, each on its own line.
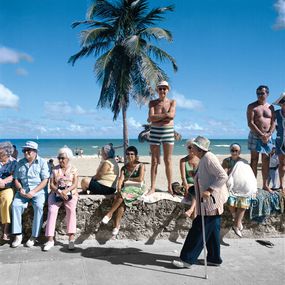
left=14, top=155, right=50, bottom=192
left=0, top=157, right=17, bottom=188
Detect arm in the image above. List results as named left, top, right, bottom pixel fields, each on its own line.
left=267, top=105, right=276, bottom=137
left=180, top=158, right=188, bottom=191
left=25, top=179, right=49, bottom=198
left=14, top=178, right=26, bottom=197
left=167, top=99, right=176, bottom=119
left=148, top=101, right=170, bottom=123
left=63, top=174, right=78, bottom=195
left=116, top=168, right=125, bottom=193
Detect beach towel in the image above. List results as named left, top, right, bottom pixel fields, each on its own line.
left=140, top=191, right=183, bottom=204
left=227, top=160, right=257, bottom=197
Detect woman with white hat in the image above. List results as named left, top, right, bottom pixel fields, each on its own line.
left=173, top=136, right=228, bottom=268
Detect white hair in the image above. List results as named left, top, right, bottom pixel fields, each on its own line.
left=58, top=146, right=73, bottom=159
left=0, top=141, right=14, bottom=156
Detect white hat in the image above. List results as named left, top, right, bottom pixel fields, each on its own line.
left=21, top=141, right=38, bottom=150
left=157, top=80, right=170, bottom=90
left=273, top=92, right=285, bottom=106
left=192, top=136, right=210, bottom=152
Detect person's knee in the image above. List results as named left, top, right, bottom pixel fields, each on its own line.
left=81, top=178, right=90, bottom=190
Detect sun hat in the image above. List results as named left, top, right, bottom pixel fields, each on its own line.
left=273, top=92, right=285, bottom=106
left=21, top=141, right=38, bottom=151
left=157, top=80, right=170, bottom=90
left=192, top=136, right=210, bottom=152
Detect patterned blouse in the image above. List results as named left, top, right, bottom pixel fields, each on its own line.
left=0, top=157, right=17, bottom=189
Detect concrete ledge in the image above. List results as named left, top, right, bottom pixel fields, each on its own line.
left=5, top=195, right=285, bottom=243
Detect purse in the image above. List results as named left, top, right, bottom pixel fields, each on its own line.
left=55, top=188, right=72, bottom=202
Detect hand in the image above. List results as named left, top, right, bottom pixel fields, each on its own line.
left=0, top=179, right=5, bottom=188
left=25, top=190, right=36, bottom=199
left=261, top=134, right=269, bottom=144
left=61, top=192, right=69, bottom=201
left=19, top=188, right=27, bottom=197
left=202, top=190, right=211, bottom=199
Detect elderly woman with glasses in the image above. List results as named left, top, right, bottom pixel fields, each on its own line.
left=81, top=144, right=119, bottom=195
left=0, top=142, right=17, bottom=241
left=43, top=146, right=78, bottom=251
left=179, top=139, right=200, bottom=218
left=222, top=143, right=257, bottom=238
left=101, top=146, right=145, bottom=237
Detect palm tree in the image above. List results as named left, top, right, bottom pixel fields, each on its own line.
left=69, top=0, right=177, bottom=160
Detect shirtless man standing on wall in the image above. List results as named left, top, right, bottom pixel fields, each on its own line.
left=147, top=81, right=176, bottom=195
left=247, top=85, right=275, bottom=192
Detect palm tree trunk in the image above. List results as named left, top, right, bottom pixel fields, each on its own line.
left=122, top=107, right=129, bottom=164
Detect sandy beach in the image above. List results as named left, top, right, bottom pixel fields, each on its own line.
left=65, top=153, right=263, bottom=191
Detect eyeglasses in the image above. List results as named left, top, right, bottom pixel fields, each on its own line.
left=57, top=156, right=66, bottom=160
left=158, top=87, right=167, bottom=91
left=22, top=148, right=34, bottom=153
left=126, top=152, right=135, bottom=156
left=231, top=149, right=239, bottom=153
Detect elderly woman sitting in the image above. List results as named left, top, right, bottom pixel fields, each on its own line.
left=0, top=142, right=17, bottom=241
left=43, top=146, right=78, bottom=251
left=81, top=144, right=119, bottom=195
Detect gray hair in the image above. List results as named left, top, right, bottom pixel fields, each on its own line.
left=58, top=146, right=73, bottom=159
left=102, top=144, right=115, bottom=159
left=0, top=141, right=14, bottom=156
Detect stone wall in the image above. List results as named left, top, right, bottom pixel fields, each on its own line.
left=14, top=195, right=285, bottom=243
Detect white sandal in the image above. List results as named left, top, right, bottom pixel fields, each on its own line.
left=112, top=227, right=120, bottom=236
left=102, top=215, right=111, bottom=224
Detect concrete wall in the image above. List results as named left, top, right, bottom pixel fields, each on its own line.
left=13, top=195, right=284, bottom=243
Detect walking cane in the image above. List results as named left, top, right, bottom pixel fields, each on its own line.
left=200, top=197, right=208, bottom=279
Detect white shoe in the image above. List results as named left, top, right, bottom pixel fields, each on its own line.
left=232, top=226, right=242, bottom=238
left=172, top=259, right=192, bottom=269
left=43, top=240, right=54, bottom=251
left=112, top=227, right=120, bottom=236
left=11, top=234, right=23, bottom=248
left=26, top=236, right=36, bottom=247
left=68, top=240, right=75, bottom=250
left=101, top=215, right=111, bottom=225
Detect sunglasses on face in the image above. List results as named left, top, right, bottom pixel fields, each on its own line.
left=188, top=146, right=192, bottom=150
left=158, top=87, right=167, bottom=91
left=231, top=149, right=239, bottom=153
left=22, top=149, right=34, bottom=153
left=257, top=92, right=267, bottom=96
left=126, top=152, right=135, bottom=156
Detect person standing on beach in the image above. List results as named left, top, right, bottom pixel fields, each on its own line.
left=147, top=81, right=176, bottom=195
left=11, top=141, right=50, bottom=248
left=273, top=92, right=285, bottom=193
left=247, top=85, right=275, bottom=192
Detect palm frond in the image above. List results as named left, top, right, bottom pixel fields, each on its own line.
left=87, top=0, right=120, bottom=21
left=139, top=27, right=173, bottom=42
left=80, top=27, right=115, bottom=46
left=71, top=20, right=112, bottom=29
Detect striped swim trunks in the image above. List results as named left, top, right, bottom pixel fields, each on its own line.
left=149, top=126, right=175, bottom=145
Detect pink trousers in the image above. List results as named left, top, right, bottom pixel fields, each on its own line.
left=45, top=193, right=78, bottom=237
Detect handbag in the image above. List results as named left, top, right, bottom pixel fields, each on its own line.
left=55, top=188, right=72, bottom=202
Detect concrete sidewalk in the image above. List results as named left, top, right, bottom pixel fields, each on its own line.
left=0, top=237, right=284, bottom=285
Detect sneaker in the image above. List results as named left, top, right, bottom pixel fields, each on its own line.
left=232, top=226, right=242, bottom=238
left=43, top=240, right=54, bottom=251
left=197, top=259, right=221, bottom=267
left=68, top=240, right=75, bottom=250
left=112, top=227, right=120, bottom=236
left=11, top=234, right=23, bottom=248
left=172, top=259, right=192, bottom=269
left=101, top=215, right=111, bottom=225
left=26, top=236, right=37, bottom=247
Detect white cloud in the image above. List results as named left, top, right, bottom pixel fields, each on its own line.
left=175, top=122, right=204, bottom=131
left=172, top=91, right=203, bottom=110
left=0, top=84, right=19, bottom=109
left=16, top=68, right=28, bottom=76
left=128, top=117, right=142, bottom=129
left=274, top=0, right=285, bottom=29
left=0, top=46, right=33, bottom=64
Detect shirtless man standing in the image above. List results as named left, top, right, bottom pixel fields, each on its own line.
left=247, top=85, right=275, bottom=192
left=148, top=81, right=176, bottom=195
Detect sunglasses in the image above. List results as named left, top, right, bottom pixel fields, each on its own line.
left=188, top=146, right=192, bottom=150
left=126, top=152, right=135, bottom=156
left=22, top=148, right=34, bottom=153
left=57, top=156, right=66, bottom=160
left=257, top=92, right=267, bottom=96
left=158, top=87, right=167, bottom=91
left=231, top=149, right=239, bottom=153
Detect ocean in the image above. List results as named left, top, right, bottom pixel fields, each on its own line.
left=1, top=138, right=249, bottom=158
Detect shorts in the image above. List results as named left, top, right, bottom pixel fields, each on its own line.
left=149, top=126, right=175, bottom=145
left=89, top=179, right=116, bottom=195
left=248, top=131, right=274, bottom=155
left=227, top=195, right=251, bottom=209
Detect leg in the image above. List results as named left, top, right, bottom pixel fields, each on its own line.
left=0, top=188, right=14, bottom=236
left=228, top=205, right=237, bottom=221
left=250, top=150, right=259, bottom=177
left=105, top=195, right=124, bottom=218
left=162, top=142, right=174, bottom=194
left=206, top=216, right=222, bottom=264
left=45, top=194, right=61, bottom=241
left=149, top=144, right=160, bottom=194
left=261, top=153, right=271, bottom=192
left=235, top=208, right=246, bottom=230
left=278, top=154, right=285, bottom=192
left=31, top=191, right=46, bottom=237
left=81, top=177, right=91, bottom=192
left=114, top=203, right=126, bottom=229
left=64, top=195, right=78, bottom=240
left=11, top=193, right=29, bottom=234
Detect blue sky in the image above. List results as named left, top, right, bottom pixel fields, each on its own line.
left=0, top=0, right=284, bottom=139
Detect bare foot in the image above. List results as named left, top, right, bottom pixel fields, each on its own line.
left=263, top=185, right=273, bottom=193
left=168, top=188, right=174, bottom=196
left=184, top=211, right=192, bottom=218
left=146, top=189, right=155, bottom=196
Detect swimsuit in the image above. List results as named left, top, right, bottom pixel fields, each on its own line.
left=149, top=125, right=175, bottom=145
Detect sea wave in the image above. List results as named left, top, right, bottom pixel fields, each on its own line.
left=214, top=144, right=230, bottom=147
